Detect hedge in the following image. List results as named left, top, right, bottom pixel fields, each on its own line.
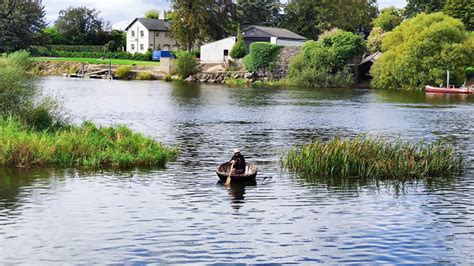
left=243, top=42, right=282, bottom=72
left=49, top=45, right=104, bottom=53
left=30, top=46, right=152, bottom=61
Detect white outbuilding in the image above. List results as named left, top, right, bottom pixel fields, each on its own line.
left=200, top=26, right=307, bottom=64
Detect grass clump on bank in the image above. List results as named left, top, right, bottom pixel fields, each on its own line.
left=282, top=136, right=463, bottom=180
left=0, top=118, right=178, bottom=168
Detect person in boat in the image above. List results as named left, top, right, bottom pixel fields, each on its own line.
left=229, top=148, right=246, bottom=175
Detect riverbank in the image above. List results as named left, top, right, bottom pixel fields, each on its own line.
left=31, top=59, right=172, bottom=80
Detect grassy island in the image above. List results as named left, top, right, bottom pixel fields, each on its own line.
left=283, top=136, right=464, bottom=180
left=0, top=118, right=178, bottom=168
left=1, top=51, right=177, bottom=169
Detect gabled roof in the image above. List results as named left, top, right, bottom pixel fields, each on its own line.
left=359, top=52, right=382, bottom=65
left=125, top=18, right=170, bottom=31
left=242, top=25, right=307, bottom=40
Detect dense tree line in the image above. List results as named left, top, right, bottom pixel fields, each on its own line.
left=0, top=0, right=46, bottom=53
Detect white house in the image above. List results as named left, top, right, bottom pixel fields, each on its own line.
left=125, top=18, right=179, bottom=54
left=200, top=25, right=307, bottom=63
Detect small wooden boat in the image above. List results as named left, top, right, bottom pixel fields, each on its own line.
left=425, top=85, right=473, bottom=94
left=216, top=162, right=258, bottom=183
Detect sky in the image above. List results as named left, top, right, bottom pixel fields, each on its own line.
left=42, top=0, right=407, bottom=30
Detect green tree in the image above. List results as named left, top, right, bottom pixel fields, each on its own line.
left=372, top=7, right=403, bottom=32
left=371, top=12, right=474, bottom=90
left=54, top=7, right=110, bottom=45
left=366, top=27, right=385, bottom=53
left=170, top=0, right=237, bottom=51
left=40, top=26, right=64, bottom=45
left=145, top=9, right=160, bottom=19
left=284, top=0, right=377, bottom=40
left=0, top=0, right=45, bottom=52
left=288, top=30, right=365, bottom=87
left=404, top=0, right=446, bottom=17
left=230, top=27, right=246, bottom=59
left=237, top=0, right=282, bottom=27
left=443, top=0, right=473, bottom=31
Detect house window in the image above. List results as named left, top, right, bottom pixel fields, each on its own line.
left=155, top=32, right=160, bottom=38
left=140, top=31, right=144, bottom=37
left=140, top=44, right=144, bottom=50
left=131, top=31, right=135, bottom=37
left=131, top=44, right=135, bottom=50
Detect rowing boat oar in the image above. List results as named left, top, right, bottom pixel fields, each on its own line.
left=226, top=162, right=235, bottom=185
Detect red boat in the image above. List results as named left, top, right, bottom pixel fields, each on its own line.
left=425, top=85, right=473, bottom=94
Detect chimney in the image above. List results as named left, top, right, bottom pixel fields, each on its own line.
left=159, top=10, right=167, bottom=20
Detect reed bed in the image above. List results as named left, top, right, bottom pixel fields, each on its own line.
left=282, top=136, right=464, bottom=180
left=0, top=118, right=178, bottom=168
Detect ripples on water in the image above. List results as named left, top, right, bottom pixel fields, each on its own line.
left=0, top=77, right=473, bottom=264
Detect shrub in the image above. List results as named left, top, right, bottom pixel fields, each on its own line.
left=0, top=117, right=179, bottom=168
left=243, top=42, right=282, bottom=72
left=172, top=49, right=200, bottom=59
left=0, top=51, right=64, bottom=130
left=136, top=71, right=154, bottom=80
left=164, top=74, right=173, bottom=82
left=288, top=30, right=364, bottom=88
left=103, top=41, right=118, bottom=52
left=371, top=12, right=474, bottom=90
left=175, top=52, right=198, bottom=78
left=115, top=66, right=132, bottom=79
left=282, top=136, right=464, bottom=180
left=230, top=28, right=246, bottom=59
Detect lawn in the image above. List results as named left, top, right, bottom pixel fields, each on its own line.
left=31, top=57, right=161, bottom=66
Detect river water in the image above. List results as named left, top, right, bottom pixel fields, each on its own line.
left=1, top=77, right=473, bottom=264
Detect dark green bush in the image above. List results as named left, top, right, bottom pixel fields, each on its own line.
left=288, top=30, right=364, bottom=88
left=243, top=42, right=282, bottom=72
left=102, top=41, right=118, bottom=52
left=175, top=52, right=198, bottom=78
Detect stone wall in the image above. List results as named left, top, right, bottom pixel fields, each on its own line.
left=188, top=46, right=302, bottom=84
left=272, top=46, right=301, bottom=79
